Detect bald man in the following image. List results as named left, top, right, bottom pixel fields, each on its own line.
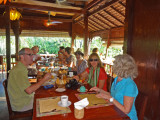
left=7, top=48, right=51, bottom=112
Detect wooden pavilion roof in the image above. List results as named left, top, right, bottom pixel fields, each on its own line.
left=0, top=0, right=126, bottom=38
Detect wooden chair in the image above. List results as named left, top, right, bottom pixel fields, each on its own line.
left=3, top=79, right=33, bottom=120
left=135, top=91, right=148, bottom=120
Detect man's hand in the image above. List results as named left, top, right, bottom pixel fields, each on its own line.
left=43, top=73, right=51, bottom=81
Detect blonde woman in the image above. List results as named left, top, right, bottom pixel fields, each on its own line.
left=73, top=53, right=107, bottom=91
left=90, top=54, right=138, bottom=120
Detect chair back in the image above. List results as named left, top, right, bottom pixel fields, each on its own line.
left=135, top=91, right=148, bottom=120
left=3, top=79, right=13, bottom=115
left=3, top=79, right=33, bottom=120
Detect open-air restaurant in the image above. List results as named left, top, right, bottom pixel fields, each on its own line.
left=0, top=0, right=160, bottom=120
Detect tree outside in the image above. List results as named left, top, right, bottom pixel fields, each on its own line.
left=0, top=36, right=122, bottom=58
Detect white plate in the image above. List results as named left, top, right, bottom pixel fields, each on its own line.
left=55, top=88, right=66, bottom=92
left=58, top=101, right=71, bottom=107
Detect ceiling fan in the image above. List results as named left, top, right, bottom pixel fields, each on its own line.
left=46, top=11, right=62, bottom=26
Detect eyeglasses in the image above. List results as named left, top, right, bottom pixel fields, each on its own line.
left=23, top=53, right=34, bottom=56
left=89, top=59, right=98, bottom=62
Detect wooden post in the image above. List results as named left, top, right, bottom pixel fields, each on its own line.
left=11, top=20, right=20, bottom=61
left=84, top=12, right=88, bottom=59
left=5, top=5, right=11, bottom=78
left=69, top=23, right=76, bottom=53
left=105, top=30, right=111, bottom=58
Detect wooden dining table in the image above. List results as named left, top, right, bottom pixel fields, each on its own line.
left=32, top=84, right=130, bottom=120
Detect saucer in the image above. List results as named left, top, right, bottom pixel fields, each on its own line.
left=77, top=88, right=88, bottom=92
left=58, top=101, right=71, bottom=107
left=55, top=88, right=66, bottom=92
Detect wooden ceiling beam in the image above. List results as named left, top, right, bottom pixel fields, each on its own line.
left=22, top=16, right=72, bottom=22
left=9, top=2, right=84, bottom=14
left=103, top=10, right=124, bottom=24
left=88, top=0, right=120, bottom=16
left=92, top=14, right=111, bottom=28
left=110, top=6, right=125, bottom=17
left=97, top=13, right=118, bottom=27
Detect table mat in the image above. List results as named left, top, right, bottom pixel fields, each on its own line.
left=75, top=92, right=112, bottom=109
left=36, top=96, right=71, bottom=117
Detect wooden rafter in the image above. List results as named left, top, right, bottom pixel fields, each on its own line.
left=8, top=2, right=84, bottom=14
left=88, top=23, right=99, bottom=31
left=92, top=14, right=111, bottom=28
left=97, top=13, right=118, bottom=27
left=74, top=16, right=84, bottom=23
left=118, top=1, right=126, bottom=7
left=87, top=21, right=100, bottom=31
left=89, top=18, right=104, bottom=30
left=88, top=0, right=120, bottom=16
left=110, top=6, right=125, bottom=17
left=103, top=10, right=124, bottom=24
left=85, top=0, right=104, bottom=10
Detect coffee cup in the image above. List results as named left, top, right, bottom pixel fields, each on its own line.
left=61, top=95, right=68, bottom=107
left=69, top=72, right=73, bottom=77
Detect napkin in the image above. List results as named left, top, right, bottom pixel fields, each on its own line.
left=74, top=98, right=89, bottom=110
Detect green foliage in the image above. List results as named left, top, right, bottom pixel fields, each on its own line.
left=107, top=47, right=123, bottom=58
left=0, top=36, right=122, bottom=58
left=0, top=36, right=15, bottom=55
left=20, top=37, right=71, bottom=54
left=90, top=37, right=106, bottom=55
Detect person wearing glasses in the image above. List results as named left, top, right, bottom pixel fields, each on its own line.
left=73, top=53, right=107, bottom=91
left=7, top=48, right=51, bottom=112
left=90, top=54, right=138, bottom=120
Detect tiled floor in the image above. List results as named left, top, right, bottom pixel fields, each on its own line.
left=0, top=72, right=32, bottom=120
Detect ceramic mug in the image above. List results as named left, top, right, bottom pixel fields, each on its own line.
left=61, top=95, right=68, bottom=106
left=69, top=72, right=73, bottom=77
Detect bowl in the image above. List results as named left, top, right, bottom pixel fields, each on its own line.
left=54, top=67, right=60, bottom=71
left=56, top=83, right=66, bottom=88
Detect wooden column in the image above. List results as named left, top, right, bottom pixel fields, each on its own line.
left=5, top=5, right=11, bottom=78
left=105, top=30, right=111, bottom=58
left=12, top=20, right=20, bottom=61
left=84, top=12, right=88, bottom=59
left=71, top=23, right=76, bottom=53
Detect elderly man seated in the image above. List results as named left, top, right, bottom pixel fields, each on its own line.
left=7, top=48, right=51, bottom=112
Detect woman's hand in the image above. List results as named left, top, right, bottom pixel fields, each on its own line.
left=96, top=93, right=112, bottom=100
left=89, top=87, right=101, bottom=92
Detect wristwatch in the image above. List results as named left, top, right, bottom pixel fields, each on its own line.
left=109, top=97, right=114, bottom=102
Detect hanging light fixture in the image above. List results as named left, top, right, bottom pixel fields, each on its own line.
left=0, top=0, right=11, bottom=4
left=10, top=8, right=22, bottom=21
left=3, top=8, right=22, bottom=21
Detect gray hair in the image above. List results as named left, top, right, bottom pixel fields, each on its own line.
left=112, top=54, right=138, bottom=79
left=18, top=48, right=28, bottom=60
left=18, top=48, right=27, bottom=55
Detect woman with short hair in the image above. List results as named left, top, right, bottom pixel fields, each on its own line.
left=90, top=54, right=138, bottom=120
left=64, top=47, right=76, bottom=67
left=73, top=49, right=88, bottom=75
